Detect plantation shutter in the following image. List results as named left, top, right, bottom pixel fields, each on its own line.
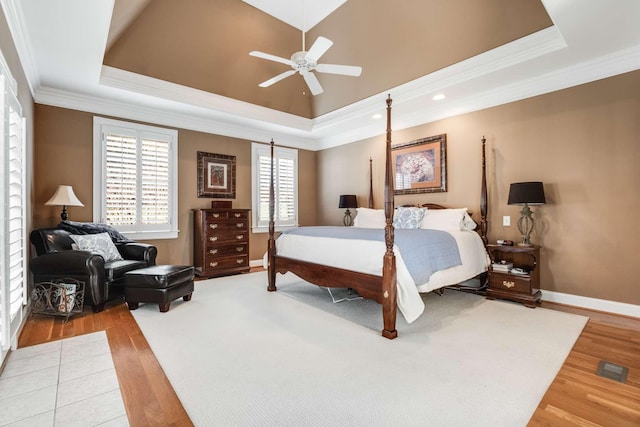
left=0, top=60, right=27, bottom=357
left=95, top=118, right=177, bottom=239
left=104, top=130, right=137, bottom=225
left=140, top=134, right=170, bottom=225
left=253, top=143, right=298, bottom=230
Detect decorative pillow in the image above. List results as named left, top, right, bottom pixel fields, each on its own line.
left=393, top=207, right=426, bottom=229
left=353, top=208, right=386, bottom=228
left=463, top=212, right=477, bottom=230
left=69, top=232, right=123, bottom=262
left=420, top=208, right=468, bottom=231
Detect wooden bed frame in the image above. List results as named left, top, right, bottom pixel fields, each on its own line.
left=267, top=95, right=488, bottom=339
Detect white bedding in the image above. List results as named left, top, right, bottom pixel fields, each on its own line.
left=270, top=229, right=490, bottom=323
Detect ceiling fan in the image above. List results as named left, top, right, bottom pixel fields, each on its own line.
left=249, top=32, right=362, bottom=96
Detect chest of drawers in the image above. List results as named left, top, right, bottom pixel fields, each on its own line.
left=193, top=208, right=251, bottom=278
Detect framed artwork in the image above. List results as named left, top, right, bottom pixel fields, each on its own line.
left=197, top=151, right=236, bottom=198
left=391, top=134, right=447, bottom=195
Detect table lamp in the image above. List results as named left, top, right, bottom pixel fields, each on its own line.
left=508, top=182, right=545, bottom=246
left=339, top=195, right=358, bottom=226
left=45, top=185, right=84, bottom=221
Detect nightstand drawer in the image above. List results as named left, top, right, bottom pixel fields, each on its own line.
left=489, top=272, right=532, bottom=294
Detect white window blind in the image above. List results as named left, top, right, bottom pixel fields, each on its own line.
left=0, top=51, right=27, bottom=359
left=252, top=143, right=298, bottom=232
left=94, top=117, right=178, bottom=240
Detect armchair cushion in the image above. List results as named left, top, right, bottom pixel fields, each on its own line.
left=69, top=232, right=123, bottom=262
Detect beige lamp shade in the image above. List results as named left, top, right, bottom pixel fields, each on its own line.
left=45, top=185, right=84, bottom=220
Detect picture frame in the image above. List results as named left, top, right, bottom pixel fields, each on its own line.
left=391, top=134, right=447, bottom=194
left=197, top=151, right=236, bottom=198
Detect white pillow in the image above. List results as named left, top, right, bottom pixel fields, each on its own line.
left=69, top=232, right=123, bottom=262
left=353, top=208, right=386, bottom=228
left=393, top=207, right=426, bottom=229
left=420, top=208, right=468, bottom=231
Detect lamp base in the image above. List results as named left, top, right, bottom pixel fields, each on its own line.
left=343, top=209, right=353, bottom=227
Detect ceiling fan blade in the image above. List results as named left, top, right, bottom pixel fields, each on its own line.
left=301, top=70, right=323, bottom=95
left=258, top=70, right=296, bottom=87
left=249, top=51, right=293, bottom=66
left=316, top=64, right=362, bottom=77
left=305, top=36, right=333, bottom=62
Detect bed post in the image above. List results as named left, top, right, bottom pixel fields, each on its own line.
left=480, top=136, right=488, bottom=246
left=267, top=139, right=277, bottom=292
left=368, top=157, right=374, bottom=208
left=381, top=95, right=398, bottom=339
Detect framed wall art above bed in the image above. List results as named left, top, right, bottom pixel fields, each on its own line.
left=197, top=151, right=236, bottom=198
left=391, top=134, right=447, bottom=194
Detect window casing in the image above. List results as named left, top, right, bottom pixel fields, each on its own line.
left=251, top=143, right=298, bottom=232
left=93, top=117, right=178, bottom=240
left=0, top=51, right=27, bottom=362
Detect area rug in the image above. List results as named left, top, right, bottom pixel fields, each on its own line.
left=130, top=271, right=587, bottom=427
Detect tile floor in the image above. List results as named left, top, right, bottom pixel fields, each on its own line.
left=0, top=331, right=129, bottom=426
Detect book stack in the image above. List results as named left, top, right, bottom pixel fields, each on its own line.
left=491, top=262, right=513, bottom=272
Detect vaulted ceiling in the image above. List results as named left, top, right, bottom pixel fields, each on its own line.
left=4, top=0, right=640, bottom=150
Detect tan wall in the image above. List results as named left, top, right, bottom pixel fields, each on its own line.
left=318, top=70, right=640, bottom=306
left=33, top=105, right=317, bottom=264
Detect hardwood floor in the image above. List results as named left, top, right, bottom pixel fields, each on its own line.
left=14, top=290, right=640, bottom=426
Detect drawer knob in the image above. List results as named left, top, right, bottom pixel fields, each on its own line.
left=236, top=259, right=244, bottom=265
left=209, top=262, right=218, bottom=267
left=236, top=223, right=244, bottom=228
left=209, top=249, right=218, bottom=255
left=234, top=213, right=241, bottom=218
left=209, top=236, right=218, bottom=242
left=213, top=213, right=220, bottom=218
left=209, top=224, right=218, bottom=229
left=236, top=247, right=243, bottom=252
left=502, top=281, right=515, bottom=288
left=236, top=235, right=243, bottom=240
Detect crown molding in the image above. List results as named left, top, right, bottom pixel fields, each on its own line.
left=99, top=66, right=313, bottom=133
left=35, top=86, right=319, bottom=150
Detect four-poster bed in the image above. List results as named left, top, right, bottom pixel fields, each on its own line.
left=267, top=95, right=489, bottom=339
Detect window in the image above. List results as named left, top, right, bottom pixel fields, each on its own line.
left=251, top=142, right=298, bottom=232
left=0, top=50, right=27, bottom=362
left=93, top=117, right=178, bottom=240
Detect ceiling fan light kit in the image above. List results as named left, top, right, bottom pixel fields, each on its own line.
left=250, top=35, right=362, bottom=95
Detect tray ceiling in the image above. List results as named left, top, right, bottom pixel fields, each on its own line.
left=5, top=0, right=640, bottom=150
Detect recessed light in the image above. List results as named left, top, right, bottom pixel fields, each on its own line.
left=432, top=94, right=445, bottom=101
left=372, top=113, right=382, bottom=119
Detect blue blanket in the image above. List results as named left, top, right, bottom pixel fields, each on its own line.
left=282, top=227, right=462, bottom=285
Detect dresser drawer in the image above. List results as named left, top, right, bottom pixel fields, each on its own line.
left=204, top=220, right=248, bottom=232
left=203, top=255, right=248, bottom=272
left=204, top=243, right=248, bottom=258
left=205, top=231, right=248, bottom=244
left=489, top=272, right=532, bottom=294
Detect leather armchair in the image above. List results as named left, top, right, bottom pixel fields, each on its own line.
left=29, top=226, right=157, bottom=312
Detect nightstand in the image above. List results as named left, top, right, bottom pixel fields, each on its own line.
left=486, top=244, right=541, bottom=308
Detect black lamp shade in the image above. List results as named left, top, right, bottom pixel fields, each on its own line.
left=508, top=182, right=546, bottom=205
left=339, top=195, right=358, bottom=209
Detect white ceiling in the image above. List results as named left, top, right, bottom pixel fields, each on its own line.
left=242, top=0, right=347, bottom=32
left=2, top=0, right=640, bottom=151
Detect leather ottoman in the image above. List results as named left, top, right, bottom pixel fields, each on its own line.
left=124, top=265, right=194, bottom=312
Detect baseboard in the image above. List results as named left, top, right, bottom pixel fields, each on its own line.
left=250, top=259, right=265, bottom=268
left=542, top=290, right=640, bottom=319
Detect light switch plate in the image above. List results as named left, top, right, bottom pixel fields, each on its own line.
left=503, top=216, right=511, bottom=226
